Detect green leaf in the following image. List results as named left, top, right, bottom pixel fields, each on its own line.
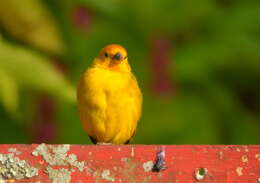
left=0, top=36, right=75, bottom=104
left=0, top=0, right=64, bottom=54
left=0, top=68, right=18, bottom=114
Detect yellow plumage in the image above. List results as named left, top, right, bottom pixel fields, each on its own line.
left=77, top=44, right=142, bottom=144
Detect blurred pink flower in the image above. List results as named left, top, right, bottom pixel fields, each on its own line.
left=32, top=96, right=56, bottom=143
left=71, top=5, right=92, bottom=32
left=150, top=35, right=176, bottom=96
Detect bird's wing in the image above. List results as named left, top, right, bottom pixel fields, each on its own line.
left=124, top=73, right=142, bottom=143
left=77, top=68, right=107, bottom=138
left=130, top=73, right=143, bottom=122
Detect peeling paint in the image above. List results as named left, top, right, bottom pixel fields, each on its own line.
left=0, top=153, right=38, bottom=180
left=143, top=161, right=153, bottom=172
left=236, top=167, right=243, bottom=176
left=142, top=175, right=151, bottom=183
left=257, top=177, right=260, bottom=183
left=255, top=154, right=260, bottom=161
left=86, top=167, right=92, bottom=176
left=202, top=148, right=208, bottom=153
left=241, top=155, right=248, bottom=163
left=194, top=168, right=207, bottom=181
left=93, top=171, right=99, bottom=177
left=131, top=147, right=134, bottom=157
left=121, top=158, right=139, bottom=182
left=118, top=147, right=121, bottom=151
left=223, top=146, right=229, bottom=150
left=113, top=166, right=117, bottom=171
left=242, top=146, right=249, bottom=152
left=101, top=169, right=114, bottom=182
left=236, top=148, right=241, bottom=152
left=218, top=151, right=224, bottom=160
left=121, top=157, right=129, bottom=163
left=88, top=152, right=92, bottom=156
left=46, top=166, right=71, bottom=183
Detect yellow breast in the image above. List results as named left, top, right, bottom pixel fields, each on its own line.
left=77, top=67, right=142, bottom=144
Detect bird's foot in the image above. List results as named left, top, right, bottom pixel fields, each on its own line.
left=96, top=142, right=113, bottom=145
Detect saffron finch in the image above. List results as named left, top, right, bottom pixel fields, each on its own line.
left=77, top=44, right=142, bottom=144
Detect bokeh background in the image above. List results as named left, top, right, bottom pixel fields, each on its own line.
left=0, top=0, right=259, bottom=144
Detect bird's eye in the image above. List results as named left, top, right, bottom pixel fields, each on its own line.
left=104, top=52, right=108, bottom=57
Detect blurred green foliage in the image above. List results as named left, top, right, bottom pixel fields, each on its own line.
left=0, top=0, right=259, bottom=144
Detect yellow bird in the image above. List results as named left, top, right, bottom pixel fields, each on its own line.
left=77, top=44, right=142, bottom=144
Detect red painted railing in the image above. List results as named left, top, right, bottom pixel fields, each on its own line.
left=0, top=144, right=259, bottom=183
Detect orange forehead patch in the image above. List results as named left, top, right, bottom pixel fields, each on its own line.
left=100, top=44, right=127, bottom=56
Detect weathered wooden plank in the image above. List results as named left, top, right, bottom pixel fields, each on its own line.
left=0, top=144, right=259, bottom=183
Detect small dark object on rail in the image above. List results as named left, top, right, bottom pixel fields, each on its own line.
left=152, top=146, right=166, bottom=172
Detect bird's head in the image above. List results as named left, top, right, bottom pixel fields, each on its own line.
left=93, top=44, right=131, bottom=72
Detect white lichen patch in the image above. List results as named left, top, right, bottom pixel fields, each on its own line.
left=32, top=143, right=84, bottom=171
left=101, top=169, right=114, bottom=182
left=0, top=153, right=38, bottom=180
left=194, top=168, right=208, bottom=181
left=46, top=166, right=71, bottom=183
left=241, top=155, right=248, bottom=163
left=143, top=161, right=154, bottom=172
left=67, top=154, right=85, bottom=172
left=8, top=148, right=21, bottom=155
left=32, top=144, right=70, bottom=166
left=236, top=167, right=243, bottom=176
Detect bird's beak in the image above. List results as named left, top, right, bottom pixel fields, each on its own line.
left=113, top=52, right=123, bottom=61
